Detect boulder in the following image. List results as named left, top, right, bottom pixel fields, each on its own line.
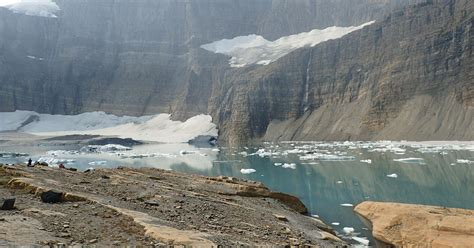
left=1, top=198, right=15, bottom=210
left=41, top=190, right=63, bottom=203
left=354, top=201, right=474, bottom=247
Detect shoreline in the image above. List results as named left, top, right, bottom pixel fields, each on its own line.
left=0, top=163, right=344, bottom=246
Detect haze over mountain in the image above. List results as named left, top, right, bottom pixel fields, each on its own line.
left=0, top=0, right=472, bottom=144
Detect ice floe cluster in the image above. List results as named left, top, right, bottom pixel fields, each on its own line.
left=0, top=0, right=60, bottom=18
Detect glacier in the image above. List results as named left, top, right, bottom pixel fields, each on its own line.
left=0, top=111, right=218, bottom=143
left=0, top=0, right=60, bottom=18
left=201, top=21, right=374, bottom=67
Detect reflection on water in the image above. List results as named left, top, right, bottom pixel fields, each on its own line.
left=1, top=140, right=473, bottom=245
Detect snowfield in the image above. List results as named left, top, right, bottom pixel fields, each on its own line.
left=0, top=0, right=59, bottom=18
left=0, top=111, right=218, bottom=143
left=201, top=21, right=374, bottom=67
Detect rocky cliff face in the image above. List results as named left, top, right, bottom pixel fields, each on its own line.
left=0, top=0, right=422, bottom=117
left=1, top=0, right=471, bottom=143
left=212, top=0, right=474, bottom=144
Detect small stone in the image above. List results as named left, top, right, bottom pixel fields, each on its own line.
left=59, top=232, right=71, bottom=238
left=63, top=224, right=70, bottom=228
left=273, top=214, right=288, bottom=221
left=89, top=239, right=98, bottom=244
left=72, top=204, right=79, bottom=208
left=1, top=198, right=15, bottom=210
left=144, top=200, right=160, bottom=206
left=0, top=217, right=5, bottom=221
left=175, top=205, right=182, bottom=209
left=112, top=241, right=121, bottom=245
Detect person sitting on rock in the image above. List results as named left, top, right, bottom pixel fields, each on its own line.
left=59, top=163, right=65, bottom=169
left=27, top=158, right=32, bottom=167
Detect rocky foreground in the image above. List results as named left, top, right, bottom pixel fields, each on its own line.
left=355, top=201, right=474, bottom=248
left=0, top=164, right=344, bottom=247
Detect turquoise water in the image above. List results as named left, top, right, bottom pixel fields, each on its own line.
left=1, top=141, right=474, bottom=245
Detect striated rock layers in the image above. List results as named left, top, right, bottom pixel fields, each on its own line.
left=214, top=0, right=474, bottom=144
left=0, top=0, right=472, bottom=144
left=354, top=201, right=474, bottom=247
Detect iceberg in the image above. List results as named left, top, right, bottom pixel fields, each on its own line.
left=240, top=168, right=256, bottom=174
left=387, top=173, right=398, bottom=178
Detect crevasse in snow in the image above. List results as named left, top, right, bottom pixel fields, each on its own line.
left=201, top=21, right=375, bottom=67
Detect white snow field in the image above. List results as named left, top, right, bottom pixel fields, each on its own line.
left=0, top=0, right=59, bottom=18
left=201, top=21, right=374, bottom=67
left=0, top=111, right=218, bottom=143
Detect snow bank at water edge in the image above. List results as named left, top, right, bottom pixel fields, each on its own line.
left=0, top=0, right=60, bottom=18
left=0, top=111, right=218, bottom=143
left=201, top=21, right=374, bottom=67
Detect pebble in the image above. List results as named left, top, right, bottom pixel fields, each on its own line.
left=63, top=224, right=70, bottom=228
left=59, top=232, right=71, bottom=238
left=88, top=239, right=98, bottom=244
left=273, top=214, right=288, bottom=221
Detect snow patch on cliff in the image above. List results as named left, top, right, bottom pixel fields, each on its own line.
left=201, top=21, right=374, bottom=67
left=0, top=111, right=218, bottom=143
left=0, top=0, right=59, bottom=18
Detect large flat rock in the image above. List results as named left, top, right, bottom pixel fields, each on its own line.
left=354, top=201, right=474, bottom=247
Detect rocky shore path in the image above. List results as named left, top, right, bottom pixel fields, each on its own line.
left=0, top=164, right=343, bottom=246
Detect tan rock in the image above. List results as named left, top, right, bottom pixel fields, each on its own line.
left=354, top=201, right=474, bottom=248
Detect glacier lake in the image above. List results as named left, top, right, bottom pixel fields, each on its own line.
left=1, top=139, right=473, bottom=245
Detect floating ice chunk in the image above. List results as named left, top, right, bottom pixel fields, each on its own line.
left=311, top=214, right=320, bottom=218
left=393, top=158, right=425, bottom=164
left=240, top=168, right=256, bottom=174
left=239, top=151, right=248, bottom=156
left=457, top=159, right=474, bottom=164
left=343, top=227, right=355, bottom=234
left=274, top=162, right=282, bottom=166
left=282, top=163, right=296, bottom=169
left=352, top=236, right=370, bottom=246
left=27, top=55, right=44, bottom=61
left=331, top=222, right=340, bottom=226
left=80, top=144, right=131, bottom=153
left=340, top=203, right=354, bottom=207
left=88, top=161, right=107, bottom=166
left=336, top=181, right=343, bottom=184
left=360, top=159, right=372, bottom=164
left=387, top=173, right=398, bottom=178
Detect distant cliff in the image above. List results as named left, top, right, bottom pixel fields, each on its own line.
left=1, top=0, right=472, bottom=143
left=213, top=0, right=474, bottom=144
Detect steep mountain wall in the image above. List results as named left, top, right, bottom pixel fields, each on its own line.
left=212, top=0, right=473, bottom=144
left=0, top=0, right=423, bottom=117
left=1, top=0, right=471, bottom=143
